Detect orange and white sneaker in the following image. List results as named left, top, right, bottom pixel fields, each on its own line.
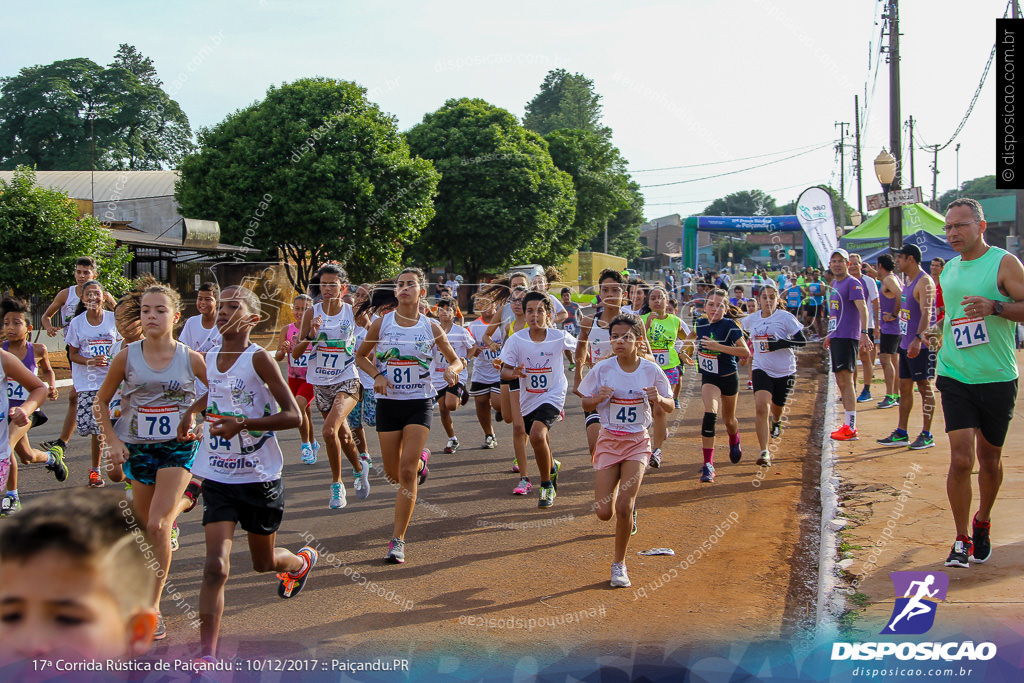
left=830, top=425, right=859, bottom=441
left=277, top=546, right=318, bottom=598
left=88, top=470, right=105, bottom=488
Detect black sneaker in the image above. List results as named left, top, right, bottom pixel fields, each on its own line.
left=277, top=546, right=318, bottom=598
left=971, top=514, right=992, bottom=563
left=877, top=430, right=909, bottom=447
left=45, top=444, right=69, bottom=483
left=944, top=537, right=973, bottom=569
left=908, top=432, right=935, bottom=450
left=769, top=421, right=781, bottom=439
left=550, top=459, right=561, bottom=491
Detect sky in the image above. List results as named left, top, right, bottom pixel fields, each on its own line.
left=0, top=0, right=1004, bottom=223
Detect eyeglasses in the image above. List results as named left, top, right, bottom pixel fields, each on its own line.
left=943, top=220, right=978, bottom=231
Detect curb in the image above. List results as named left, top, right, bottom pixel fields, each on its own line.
left=815, top=366, right=842, bottom=642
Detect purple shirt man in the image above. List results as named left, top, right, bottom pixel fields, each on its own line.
left=828, top=275, right=865, bottom=340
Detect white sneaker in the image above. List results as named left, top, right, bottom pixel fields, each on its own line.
left=301, top=443, right=316, bottom=464
left=610, top=562, right=631, bottom=588
left=354, top=464, right=371, bottom=500
left=444, top=436, right=460, bottom=454
left=483, top=434, right=497, bottom=449
left=328, top=482, right=347, bottom=509
left=756, top=450, right=772, bottom=467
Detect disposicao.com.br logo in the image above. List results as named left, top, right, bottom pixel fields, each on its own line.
left=831, top=571, right=997, bottom=662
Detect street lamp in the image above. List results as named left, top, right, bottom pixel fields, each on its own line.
left=850, top=209, right=862, bottom=227
left=873, top=148, right=902, bottom=250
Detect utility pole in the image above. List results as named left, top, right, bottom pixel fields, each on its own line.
left=907, top=115, right=915, bottom=187
left=928, top=145, right=940, bottom=209
left=883, top=0, right=903, bottom=249
left=835, top=121, right=849, bottom=227
left=854, top=95, right=863, bottom=215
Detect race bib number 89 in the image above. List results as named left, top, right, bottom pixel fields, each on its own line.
left=950, top=317, right=989, bottom=350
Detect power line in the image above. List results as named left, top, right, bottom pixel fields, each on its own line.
left=630, top=141, right=831, bottom=173
left=638, top=143, right=834, bottom=188
left=645, top=179, right=823, bottom=207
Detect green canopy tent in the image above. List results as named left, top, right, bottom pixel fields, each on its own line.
left=841, top=202, right=946, bottom=243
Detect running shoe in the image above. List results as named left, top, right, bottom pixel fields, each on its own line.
left=538, top=485, right=555, bottom=508
left=876, top=395, right=899, bottom=409
left=699, top=463, right=716, bottom=483
left=494, top=410, right=502, bottom=422
left=830, top=425, right=859, bottom=441
left=483, top=434, right=497, bottom=449
left=971, top=514, right=992, bottom=563
left=182, top=480, right=202, bottom=513
left=756, top=450, right=772, bottom=467
left=856, top=387, right=872, bottom=403
left=747, top=380, right=753, bottom=391
left=0, top=495, right=20, bottom=517
left=944, top=536, right=972, bottom=569
left=631, top=503, right=638, bottom=536
left=674, top=398, right=680, bottom=409
left=908, top=432, right=935, bottom=450
left=386, top=537, right=405, bottom=564
left=729, top=443, right=742, bottom=464
left=301, top=443, right=316, bottom=464
left=354, top=465, right=371, bottom=500
left=512, top=477, right=532, bottom=495
left=444, top=436, right=460, bottom=454
left=359, top=452, right=373, bottom=471
left=313, top=441, right=321, bottom=460
left=511, top=458, right=520, bottom=473
left=88, top=470, right=105, bottom=488
left=769, top=421, right=781, bottom=439
left=649, top=448, right=662, bottom=469
left=558, top=410, right=565, bottom=422
left=45, top=445, right=69, bottom=482
left=153, top=613, right=166, bottom=640
left=170, top=522, right=180, bottom=552
left=278, top=546, right=318, bottom=598
left=328, top=482, right=347, bottom=509
left=568, top=362, right=576, bottom=371
left=418, top=449, right=430, bottom=485
left=124, top=481, right=133, bottom=502
left=550, top=459, right=561, bottom=491
left=610, top=562, right=631, bottom=588
left=877, top=430, right=909, bottom=447
left=39, top=438, right=62, bottom=452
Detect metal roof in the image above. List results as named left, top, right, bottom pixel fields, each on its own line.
left=0, top=170, right=178, bottom=201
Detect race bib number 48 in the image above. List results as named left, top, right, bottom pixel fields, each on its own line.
left=698, top=352, right=719, bottom=374
left=950, top=317, right=989, bottom=350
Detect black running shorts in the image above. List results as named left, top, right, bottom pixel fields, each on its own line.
left=700, top=372, right=739, bottom=397
left=375, top=398, right=433, bottom=433
left=752, top=369, right=795, bottom=407
left=879, top=333, right=901, bottom=355
left=523, top=403, right=561, bottom=436
left=936, top=375, right=1017, bottom=447
left=829, top=338, right=858, bottom=373
left=202, top=478, right=285, bottom=535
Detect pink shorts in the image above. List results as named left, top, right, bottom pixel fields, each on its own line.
left=592, top=428, right=651, bottom=470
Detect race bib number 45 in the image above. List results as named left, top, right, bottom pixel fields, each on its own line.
left=610, top=397, right=644, bottom=428
left=950, top=317, right=989, bottom=350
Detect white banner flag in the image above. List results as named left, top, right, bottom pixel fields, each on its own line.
left=796, top=187, right=838, bottom=265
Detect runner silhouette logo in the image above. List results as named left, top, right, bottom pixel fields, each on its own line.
left=881, top=571, right=949, bottom=635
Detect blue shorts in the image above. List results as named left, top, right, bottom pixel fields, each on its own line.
left=123, top=439, right=199, bottom=485
left=346, top=388, right=377, bottom=429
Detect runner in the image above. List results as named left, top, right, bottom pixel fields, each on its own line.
left=96, top=282, right=205, bottom=641
left=275, top=294, right=318, bottom=464
left=191, top=286, right=317, bottom=662
left=1, top=297, right=66, bottom=511
left=290, top=263, right=369, bottom=509
left=877, top=244, right=937, bottom=450
left=580, top=313, right=673, bottom=588
left=348, top=284, right=377, bottom=476
left=574, top=269, right=627, bottom=457
left=560, top=287, right=582, bottom=370
left=687, top=289, right=749, bottom=482
left=178, top=282, right=222, bottom=358
left=39, top=257, right=117, bottom=466
left=431, top=298, right=474, bottom=455
left=355, top=268, right=464, bottom=564
left=466, top=299, right=503, bottom=451
left=500, top=291, right=576, bottom=508
left=823, top=249, right=872, bottom=441
left=621, top=279, right=649, bottom=317
left=805, top=270, right=827, bottom=339
left=933, top=199, right=1024, bottom=568
left=642, top=286, right=692, bottom=468
left=729, top=286, right=747, bottom=308
left=531, top=271, right=568, bottom=326
left=875, top=254, right=903, bottom=409
left=930, top=257, right=946, bottom=322
left=849, top=254, right=881, bottom=404
left=65, top=280, right=121, bottom=488
left=0, top=338, right=48, bottom=516
left=783, top=280, right=803, bottom=318
left=740, top=281, right=805, bottom=467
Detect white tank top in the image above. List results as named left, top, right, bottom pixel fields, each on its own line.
left=191, top=345, right=285, bottom=483
left=587, top=317, right=613, bottom=365
left=374, top=311, right=436, bottom=400
left=305, top=301, right=358, bottom=385
left=61, top=286, right=81, bottom=328
left=114, top=341, right=198, bottom=444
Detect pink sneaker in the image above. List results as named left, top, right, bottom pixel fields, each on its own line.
left=513, top=478, right=532, bottom=495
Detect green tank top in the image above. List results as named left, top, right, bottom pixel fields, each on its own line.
left=936, top=246, right=1019, bottom=384
left=643, top=313, right=682, bottom=369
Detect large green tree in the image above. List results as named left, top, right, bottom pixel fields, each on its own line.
left=523, top=69, right=610, bottom=138
left=0, top=166, right=131, bottom=299
left=0, top=45, right=192, bottom=171
left=176, top=77, right=439, bottom=290
left=405, top=98, right=576, bottom=283
left=703, top=189, right=778, bottom=217
left=937, top=175, right=1006, bottom=211
left=544, top=128, right=634, bottom=254
left=585, top=179, right=646, bottom=260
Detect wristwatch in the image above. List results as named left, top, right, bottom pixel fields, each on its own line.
left=993, top=300, right=1004, bottom=316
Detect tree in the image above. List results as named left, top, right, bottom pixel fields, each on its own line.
left=544, top=128, right=634, bottom=255
left=703, top=190, right=778, bottom=217
left=405, top=98, right=576, bottom=284
left=585, top=179, right=646, bottom=260
left=0, top=166, right=131, bottom=299
left=176, top=77, right=439, bottom=290
left=0, top=46, right=193, bottom=171
left=937, top=175, right=1007, bottom=211
left=523, top=69, right=610, bottom=138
